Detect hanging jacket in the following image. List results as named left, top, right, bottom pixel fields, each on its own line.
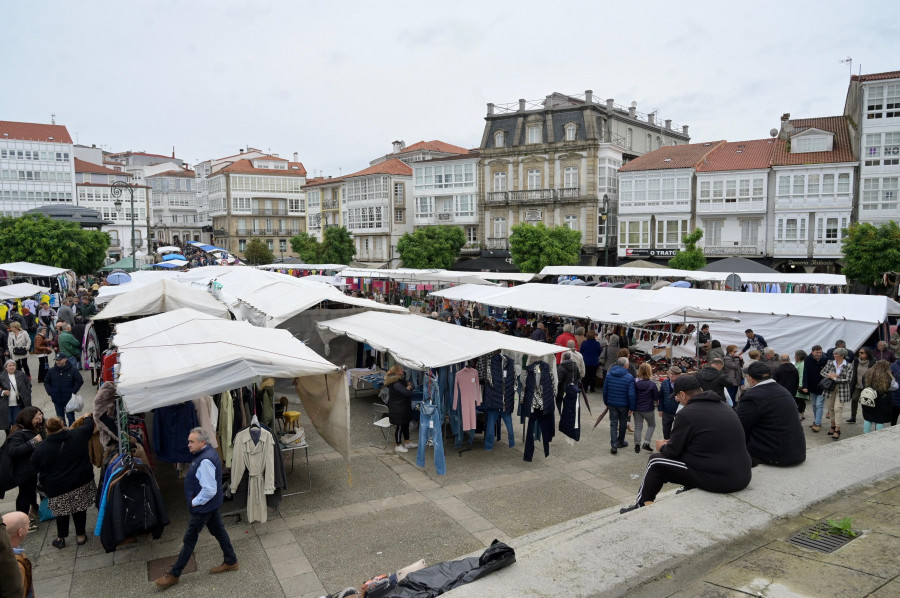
left=558, top=383, right=581, bottom=441
left=230, top=426, right=275, bottom=524
left=555, top=359, right=579, bottom=410
left=483, top=354, right=515, bottom=412
left=523, top=361, right=554, bottom=421
left=102, top=466, right=169, bottom=552
left=152, top=402, right=199, bottom=463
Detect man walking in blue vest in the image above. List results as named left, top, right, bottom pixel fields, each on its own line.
left=155, top=428, right=238, bottom=588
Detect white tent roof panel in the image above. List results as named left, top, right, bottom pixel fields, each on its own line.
left=317, top=311, right=563, bottom=370
left=114, top=308, right=340, bottom=412
left=0, top=262, right=72, bottom=277
left=94, top=279, right=231, bottom=320
left=0, top=282, right=50, bottom=300
left=538, top=265, right=846, bottom=286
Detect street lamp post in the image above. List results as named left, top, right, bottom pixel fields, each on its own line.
left=601, top=194, right=610, bottom=267
left=111, top=181, right=137, bottom=271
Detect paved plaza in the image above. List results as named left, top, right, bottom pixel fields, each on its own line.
left=1, top=354, right=875, bottom=598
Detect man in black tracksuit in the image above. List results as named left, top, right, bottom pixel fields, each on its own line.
left=622, top=375, right=752, bottom=512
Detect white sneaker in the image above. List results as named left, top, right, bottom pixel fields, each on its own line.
left=395, top=445, right=408, bottom=453
left=404, top=442, right=418, bottom=449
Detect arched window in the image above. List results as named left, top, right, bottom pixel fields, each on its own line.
left=494, top=130, right=505, bottom=147
left=565, top=123, right=577, bottom=141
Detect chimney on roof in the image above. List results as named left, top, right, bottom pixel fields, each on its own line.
left=781, top=113, right=791, bottom=123
left=239, top=148, right=244, bottom=154
left=172, top=146, right=175, bottom=158
left=606, top=98, right=614, bottom=110
left=293, top=152, right=298, bottom=162
left=682, top=125, right=689, bottom=136
left=665, top=119, right=672, bottom=130
left=628, top=102, right=636, bottom=118
left=487, top=103, right=495, bottom=116
left=647, top=113, right=655, bottom=125
left=585, top=90, right=593, bottom=104
left=519, top=98, right=526, bottom=112
left=392, top=140, right=403, bottom=154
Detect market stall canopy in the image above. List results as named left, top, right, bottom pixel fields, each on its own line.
left=95, top=271, right=182, bottom=305
left=429, top=283, right=517, bottom=303
left=652, top=287, right=900, bottom=355
left=0, top=261, right=72, bottom=277
left=0, top=282, right=50, bottom=300
left=538, top=265, right=846, bottom=286
left=114, top=308, right=341, bottom=413
left=432, top=283, right=738, bottom=325
left=340, top=268, right=498, bottom=286
left=156, top=246, right=182, bottom=254
left=445, top=271, right=535, bottom=283
left=317, top=311, right=565, bottom=370
left=198, top=267, right=407, bottom=327
left=94, top=279, right=230, bottom=320
left=151, top=260, right=188, bottom=269
left=100, top=256, right=137, bottom=272
left=256, top=263, right=348, bottom=272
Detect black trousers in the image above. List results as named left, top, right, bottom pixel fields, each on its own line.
left=635, top=453, right=701, bottom=506
left=394, top=422, right=410, bottom=444
left=56, top=510, right=87, bottom=539
left=660, top=412, right=676, bottom=440
left=583, top=366, right=599, bottom=392
left=15, top=476, right=38, bottom=515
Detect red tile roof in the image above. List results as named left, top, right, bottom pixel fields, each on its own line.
left=147, top=169, right=196, bottom=178
left=771, top=116, right=855, bottom=166
left=851, top=70, right=900, bottom=82
left=0, top=121, right=73, bottom=144
left=213, top=158, right=307, bottom=177
left=74, top=158, right=133, bottom=176
left=619, top=141, right=726, bottom=172
left=108, top=151, right=176, bottom=160
left=399, top=140, right=469, bottom=155
left=695, top=139, right=776, bottom=172
left=304, top=176, right=346, bottom=188
left=345, top=158, right=413, bottom=178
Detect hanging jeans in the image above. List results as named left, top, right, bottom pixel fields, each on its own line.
left=483, top=410, right=514, bottom=450
left=415, top=404, right=446, bottom=475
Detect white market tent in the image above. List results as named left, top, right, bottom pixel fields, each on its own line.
left=651, top=287, right=900, bottom=354
left=257, top=263, right=348, bottom=271
left=114, top=308, right=352, bottom=459
left=538, top=265, right=847, bottom=287
left=95, top=271, right=182, bottom=305
left=446, top=271, right=535, bottom=283
left=0, top=282, right=50, bottom=300
left=0, top=261, right=73, bottom=277
left=431, top=283, right=739, bottom=326
left=317, top=311, right=564, bottom=370
left=428, top=283, right=518, bottom=303
left=197, top=267, right=407, bottom=327
left=340, top=268, right=498, bottom=286
left=94, top=279, right=231, bottom=320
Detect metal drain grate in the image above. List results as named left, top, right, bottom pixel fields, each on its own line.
left=787, top=522, right=859, bottom=553
left=147, top=555, right=197, bottom=581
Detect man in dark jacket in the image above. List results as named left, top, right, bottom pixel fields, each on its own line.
left=739, top=329, right=767, bottom=357
left=155, top=427, right=238, bottom=588
left=603, top=357, right=635, bottom=454
left=773, top=354, right=800, bottom=397
left=657, top=367, right=682, bottom=440
left=801, top=345, right=829, bottom=432
left=695, top=359, right=729, bottom=402
left=43, top=353, right=83, bottom=425
left=621, top=375, right=752, bottom=513
left=736, top=362, right=806, bottom=467
left=826, top=339, right=854, bottom=364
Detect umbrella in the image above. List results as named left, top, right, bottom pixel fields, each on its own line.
left=623, top=283, right=640, bottom=289
left=669, top=280, right=692, bottom=288
left=610, top=282, right=626, bottom=288
left=638, top=283, right=652, bottom=289
left=569, top=278, right=586, bottom=286
left=106, top=271, right=132, bottom=285
left=650, top=280, right=673, bottom=290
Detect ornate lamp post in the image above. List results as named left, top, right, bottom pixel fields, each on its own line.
left=111, top=181, right=137, bottom=271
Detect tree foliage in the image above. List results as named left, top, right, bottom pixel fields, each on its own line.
left=0, top=215, right=109, bottom=275
left=289, top=226, right=356, bottom=265
left=841, top=221, right=900, bottom=287
left=668, top=227, right=707, bottom=271
left=243, top=237, right=274, bottom=265
left=508, top=223, right=582, bottom=274
left=397, top=226, right=466, bottom=269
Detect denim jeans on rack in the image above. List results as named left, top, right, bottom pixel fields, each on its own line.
left=415, top=403, right=446, bottom=475
left=483, top=409, right=514, bottom=450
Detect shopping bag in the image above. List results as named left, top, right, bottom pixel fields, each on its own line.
left=39, top=497, right=55, bottom=521
left=65, top=394, right=84, bottom=413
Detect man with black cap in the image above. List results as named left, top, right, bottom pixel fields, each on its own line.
left=621, top=374, right=752, bottom=513
left=736, top=362, right=806, bottom=467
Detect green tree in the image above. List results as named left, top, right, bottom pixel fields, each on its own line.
left=841, top=221, right=900, bottom=287
left=289, top=227, right=356, bottom=265
left=319, top=226, right=356, bottom=265
left=668, top=228, right=707, bottom=270
left=0, top=214, right=109, bottom=274
left=508, top=223, right=582, bottom=274
left=397, top=226, right=466, bottom=269
left=243, top=237, right=274, bottom=265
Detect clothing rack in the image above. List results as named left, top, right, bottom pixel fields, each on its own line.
left=115, top=393, right=132, bottom=465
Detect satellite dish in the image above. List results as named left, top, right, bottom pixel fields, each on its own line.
left=770, top=129, right=778, bottom=138
left=783, top=122, right=794, bottom=134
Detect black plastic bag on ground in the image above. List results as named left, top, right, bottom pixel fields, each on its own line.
left=379, top=540, right=515, bottom=598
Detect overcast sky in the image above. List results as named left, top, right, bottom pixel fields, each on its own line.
left=4, top=1, right=898, bottom=175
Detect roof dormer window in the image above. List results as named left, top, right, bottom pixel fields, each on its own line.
left=494, top=130, right=505, bottom=148
left=792, top=136, right=828, bottom=153
left=564, top=123, right=577, bottom=141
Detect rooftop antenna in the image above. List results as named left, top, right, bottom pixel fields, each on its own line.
left=51, top=113, right=56, bottom=125
left=840, top=56, right=852, bottom=77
